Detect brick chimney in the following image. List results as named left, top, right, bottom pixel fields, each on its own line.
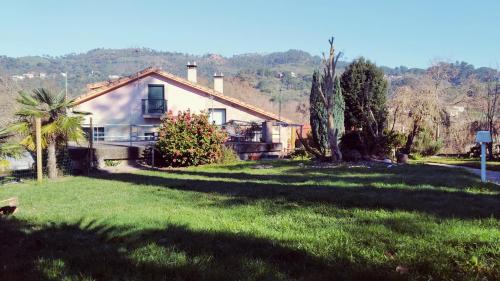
left=187, top=61, right=197, bottom=83
left=213, top=72, right=224, bottom=93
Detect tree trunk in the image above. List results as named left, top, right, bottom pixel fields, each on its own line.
left=488, top=121, right=495, bottom=160
left=47, top=140, right=57, bottom=179
left=487, top=141, right=494, bottom=160
left=403, top=122, right=419, bottom=154
left=327, top=114, right=342, bottom=162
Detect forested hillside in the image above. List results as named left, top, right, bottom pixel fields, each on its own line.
left=0, top=48, right=497, bottom=126
left=0, top=49, right=329, bottom=124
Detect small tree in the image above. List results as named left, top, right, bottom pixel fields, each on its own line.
left=340, top=58, right=388, bottom=154
left=11, top=88, right=86, bottom=179
left=155, top=110, right=227, bottom=167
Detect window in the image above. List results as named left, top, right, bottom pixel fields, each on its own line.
left=147, top=85, right=165, bottom=113
left=144, top=132, right=156, bottom=141
left=84, top=126, right=105, bottom=141
left=208, top=108, right=226, bottom=126
left=93, top=127, right=105, bottom=141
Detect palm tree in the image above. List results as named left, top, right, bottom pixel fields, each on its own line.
left=12, top=88, right=87, bottom=179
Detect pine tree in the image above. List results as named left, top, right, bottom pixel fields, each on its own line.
left=340, top=58, right=387, bottom=154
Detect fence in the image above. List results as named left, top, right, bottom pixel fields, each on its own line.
left=79, top=121, right=303, bottom=154
left=81, top=121, right=285, bottom=145
left=222, top=121, right=264, bottom=143
left=0, top=150, right=73, bottom=185
left=81, top=123, right=160, bottom=146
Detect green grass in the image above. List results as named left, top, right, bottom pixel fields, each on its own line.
left=413, top=156, right=500, bottom=171
left=0, top=160, right=499, bottom=281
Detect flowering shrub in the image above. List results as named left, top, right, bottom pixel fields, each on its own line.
left=155, top=110, right=228, bottom=167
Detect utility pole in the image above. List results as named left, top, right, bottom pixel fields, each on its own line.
left=61, top=72, right=68, bottom=99
left=278, top=73, right=283, bottom=121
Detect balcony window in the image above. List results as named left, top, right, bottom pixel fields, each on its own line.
left=142, top=84, right=166, bottom=115
left=147, top=84, right=165, bottom=114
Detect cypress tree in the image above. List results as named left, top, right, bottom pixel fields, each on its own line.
left=309, top=70, right=329, bottom=155
left=333, top=76, right=345, bottom=139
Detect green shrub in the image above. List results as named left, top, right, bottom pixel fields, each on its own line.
left=468, top=144, right=481, bottom=158
left=156, top=110, right=228, bottom=167
left=288, top=148, right=311, bottom=160
left=339, top=130, right=365, bottom=156
left=381, top=130, right=406, bottom=155
left=104, top=159, right=121, bottom=167
left=412, top=130, right=443, bottom=156
left=409, top=153, right=423, bottom=160
left=218, top=145, right=240, bottom=164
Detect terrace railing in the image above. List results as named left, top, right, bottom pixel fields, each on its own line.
left=222, top=121, right=263, bottom=143
left=141, top=99, right=167, bottom=116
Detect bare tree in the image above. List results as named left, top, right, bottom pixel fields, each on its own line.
left=316, top=37, right=343, bottom=162
left=390, top=84, right=439, bottom=154
left=482, top=72, right=500, bottom=159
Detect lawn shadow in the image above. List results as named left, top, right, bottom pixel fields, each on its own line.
left=86, top=167, right=500, bottom=220
left=165, top=165, right=486, bottom=190
left=0, top=217, right=405, bottom=281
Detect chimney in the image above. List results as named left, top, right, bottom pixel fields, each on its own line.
left=186, top=61, right=197, bottom=83
left=213, top=72, right=224, bottom=94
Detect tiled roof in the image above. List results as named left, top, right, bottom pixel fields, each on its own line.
left=75, top=67, right=291, bottom=123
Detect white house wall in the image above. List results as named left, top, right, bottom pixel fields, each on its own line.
left=76, top=73, right=269, bottom=126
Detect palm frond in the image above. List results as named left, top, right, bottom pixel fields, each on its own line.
left=20, top=135, right=37, bottom=151
left=5, top=122, right=32, bottom=136
left=15, top=108, right=47, bottom=118
left=53, top=90, right=67, bottom=106
left=0, top=143, right=23, bottom=158
left=56, top=115, right=86, bottom=142
left=41, top=122, right=59, bottom=137
left=16, top=91, right=39, bottom=107
left=32, top=88, right=54, bottom=106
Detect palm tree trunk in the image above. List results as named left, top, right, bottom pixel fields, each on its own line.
left=47, top=140, right=57, bottom=179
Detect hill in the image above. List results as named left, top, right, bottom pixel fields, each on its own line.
left=0, top=48, right=497, bottom=125
left=0, top=49, right=330, bottom=124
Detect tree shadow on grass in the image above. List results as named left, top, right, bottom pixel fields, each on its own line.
left=186, top=161, right=498, bottom=190
left=0, top=217, right=409, bottom=281
left=86, top=168, right=500, bottom=220
left=164, top=165, right=485, bottom=190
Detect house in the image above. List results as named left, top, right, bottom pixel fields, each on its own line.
left=447, top=105, right=465, bottom=118
left=74, top=63, right=298, bottom=155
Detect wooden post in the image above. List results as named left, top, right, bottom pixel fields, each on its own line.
left=35, top=117, right=42, bottom=182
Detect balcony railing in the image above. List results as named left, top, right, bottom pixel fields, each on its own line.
left=142, top=99, right=167, bottom=116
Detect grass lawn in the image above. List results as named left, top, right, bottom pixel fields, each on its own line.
left=413, top=156, right=500, bottom=171
left=0, top=161, right=499, bottom=281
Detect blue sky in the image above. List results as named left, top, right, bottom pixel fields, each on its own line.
left=1, top=0, right=499, bottom=68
